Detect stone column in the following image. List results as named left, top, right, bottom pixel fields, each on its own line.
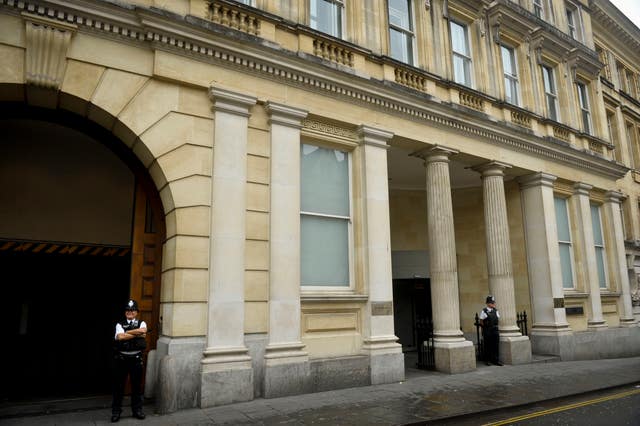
left=358, top=126, right=405, bottom=384
left=417, top=146, right=475, bottom=374
left=573, top=183, right=606, bottom=329
left=518, top=173, right=571, bottom=358
left=263, top=102, right=311, bottom=397
left=200, top=87, right=256, bottom=407
left=472, top=162, right=531, bottom=364
left=604, top=191, right=636, bottom=326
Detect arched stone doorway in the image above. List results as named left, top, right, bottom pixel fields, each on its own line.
left=0, top=103, right=165, bottom=402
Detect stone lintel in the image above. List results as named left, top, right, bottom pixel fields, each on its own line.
left=573, top=181, right=593, bottom=196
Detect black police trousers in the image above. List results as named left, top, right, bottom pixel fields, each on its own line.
left=112, top=353, right=144, bottom=414
left=483, top=329, right=500, bottom=364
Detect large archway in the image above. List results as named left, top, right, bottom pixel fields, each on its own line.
left=0, top=103, right=165, bottom=403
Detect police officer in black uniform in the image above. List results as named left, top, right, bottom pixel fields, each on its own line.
left=479, top=295, right=503, bottom=366
left=111, top=299, right=147, bottom=422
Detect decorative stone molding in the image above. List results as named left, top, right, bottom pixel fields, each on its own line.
left=23, top=12, right=76, bottom=89
left=511, top=109, right=532, bottom=128
left=588, top=140, right=604, bottom=154
left=206, top=1, right=260, bottom=36
left=459, top=90, right=484, bottom=111
left=313, top=39, right=354, bottom=67
left=553, top=126, right=571, bottom=142
left=394, top=67, right=427, bottom=92
left=301, top=118, right=358, bottom=144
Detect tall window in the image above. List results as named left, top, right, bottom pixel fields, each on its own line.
left=501, top=45, right=519, bottom=105
left=301, top=144, right=351, bottom=287
left=235, top=0, right=253, bottom=5
left=576, top=82, right=592, bottom=134
left=590, top=204, right=607, bottom=289
left=566, top=8, right=577, bottom=39
left=310, top=0, right=344, bottom=38
left=542, top=65, right=559, bottom=121
left=626, top=70, right=637, bottom=98
left=533, top=0, right=544, bottom=18
left=388, top=0, right=414, bottom=64
left=607, top=110, right=622, bottom=162
left=450, top=21, right=472, bottom=86
left=555, top=197, right=574, bottom=289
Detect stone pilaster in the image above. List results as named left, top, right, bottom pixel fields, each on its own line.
left=358, top=125, right=405, bottom=384
left=263, top=102, right=311, bottom=397
left=604, top=191, right=637, bottom=327
left=417, top=146, right=475, bottom=373
left=200, top=87, right=256, bottom=407
left=518, top=173, right=571, bottom=358
left=573, top=183, right=606, bottom=329
left=473, top=161, right=531, bottom=364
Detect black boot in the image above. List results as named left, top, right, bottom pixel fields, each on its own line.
left=133, top=410, right=146, bottom=420
left=111, top=412, right=121, bottom=423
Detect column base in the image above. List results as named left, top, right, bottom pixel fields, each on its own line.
left=530, top=328, right=573, bottom=359
left=434, top=341, right=475, bottom=374
left=587, top=320, right=608, bottom=330
left=200, top=347, right=253, bottom=407
left=499, top=335, right=532, bottom=365
left=619, top=317, right=637, bottom=327
left=362, top=336, right=404, bottom=384
left=263, top=343, right=311, bottom=398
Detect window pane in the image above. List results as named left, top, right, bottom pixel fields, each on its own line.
left=590, top=204, right=603, bottom=245
left=450, top=21, right=467, bottom=55
left=595, top=247, right=606, bottom=288
left=389, top=0, right=411, bottom=29
left=301, top=144, right=349, bottom=216
left=311, top=0, right=342, bottom=37
left=554, top=197, right=571, bottom=242
left=547, top=94, right=557, bottom=120
left=301, top=215, right=349, bottom=286
left=501, top=46, right=513, bottom=74
left=559, top=243, right=574, bottom=288
left=453, top=55, right=467, bottom=84
left=390, top=28, right=412, bottom=64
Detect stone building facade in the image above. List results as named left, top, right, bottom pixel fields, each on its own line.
left=1, top=0, right=639, bottom=413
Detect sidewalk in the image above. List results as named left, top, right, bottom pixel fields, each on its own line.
left=2, top=357, right=640, bottom=425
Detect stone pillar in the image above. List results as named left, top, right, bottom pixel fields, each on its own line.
left=518, top=173, right=571, bottom=358
left=418, top=146, right=475, bottom=373
left=200, top=87, right=256, bottom=407
left=358, top=126, right=405, bottom=384
left=263, top=102, right=311, bottom=397
left=604, top=191, right=636, bottom=326
left=573, top=183, right=606, bottom=329
left=472, top=162, right=531, bottom=364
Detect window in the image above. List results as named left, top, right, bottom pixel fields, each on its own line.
left=626, top=122, right=639, bottom=169
left=300, top=144, right=352, bottom=287
left=501, top=45, right=519, bottom=105
left=310, top=0, right=344, bottom=38
left=565, top=4, right=582, bottom=41
left=590, top=204, right=607, bottom=289
left=450, top=20, right=472, bottom=86
left=235, top=0, right=253, bottom=5
left=576, top=82, right=592, bottom=134
left=617, top=62, right=626, bottom=92
left=542, top=66, right=559, bottom=121
left=626, top=70, right=637, bottom=98
left=533, top=0, right=544, bottom=18
left=533, top=0, right=554, bottom=22
left=388, top=0, right=414, bottom=64
left=607, top=110, right=622, bottom=162
left=555, top=197, right=574, bottom=289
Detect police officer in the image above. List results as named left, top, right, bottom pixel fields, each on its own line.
left=111, top=299, right=147, bottom=422
left=479, top=295, right=503, bottom=366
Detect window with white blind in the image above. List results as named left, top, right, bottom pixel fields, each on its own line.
left=501, top=45, right=519, bottom=105
left=300, top=144, right=352, bottom=287
left=310, top=0, right=344, bottom=38
left=590, top=203, right=607, bottom=289
left=450, top=20, right=472, bottom=86
left=555, top=197, right=575, bottom=289
left=542, top=65, right=559, bottom=121
left=388, top=0, right=414, bottom=65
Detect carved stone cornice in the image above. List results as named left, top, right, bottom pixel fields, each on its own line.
left=0, top=0, right=628, bottom=180
left=23, top=12, right=76, bottom=89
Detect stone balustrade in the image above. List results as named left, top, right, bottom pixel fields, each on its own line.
left=459, top=90, right=484, bottom=111
left=394, top=67, right=427, bottom=92
left=312, top=39, right=354, bottom=67
left=553, top=125, right=570, bottom=142
left=208, top=2, right=260, bottom=36
left=511, top=109, right=532, bottom=128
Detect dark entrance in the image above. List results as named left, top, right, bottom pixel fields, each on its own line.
left=393, top=278, right=432, bottom=349
left=0, top=105, right=164, bottom=406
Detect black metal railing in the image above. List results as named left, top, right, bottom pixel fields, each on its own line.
left=415, top=317, right=435, bottom=370
left=474, top=310, right=529, bottom=359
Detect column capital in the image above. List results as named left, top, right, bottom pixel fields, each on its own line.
left=604, top=190, right=626, bottom=204
left=411, top=145, right=459, bottom=163
left=573, top=182, right=593, bottom=196
left=471, top=160, right=512, bottom=177
left=517, top=172, right=557, bottom=190
left=266, top=101, right=308, bottom=128
left=208, top=87, right=257, bottom=117
left=357, top=125, right=393, bottom=148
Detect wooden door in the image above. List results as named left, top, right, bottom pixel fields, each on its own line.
left=129, top=180, right=164, bottom=350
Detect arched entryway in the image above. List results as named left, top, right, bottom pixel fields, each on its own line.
left=0, top=103, right=165, bottom=403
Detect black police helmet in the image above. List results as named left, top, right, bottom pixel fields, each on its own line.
left=125, top=299, right=139, bottom=311
left=486, top=295, right=496, bottom=304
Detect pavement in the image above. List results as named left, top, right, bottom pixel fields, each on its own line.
left=2, top=355, right=640, bottom=425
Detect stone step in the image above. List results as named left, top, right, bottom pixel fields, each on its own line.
left=531, top=354, right=561, bottom=364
